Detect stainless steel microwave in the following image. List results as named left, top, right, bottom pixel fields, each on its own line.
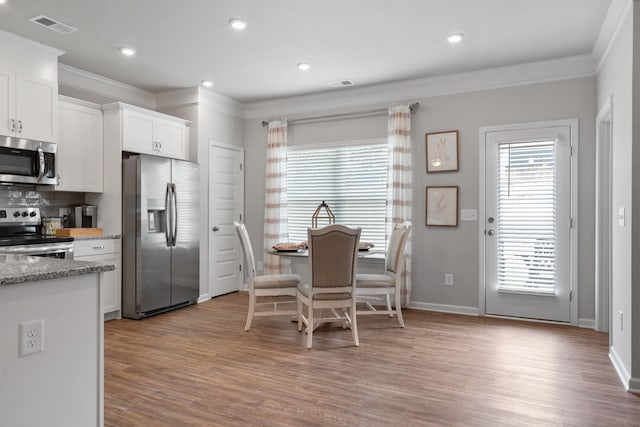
left=0, top=136, right=57, bottom=185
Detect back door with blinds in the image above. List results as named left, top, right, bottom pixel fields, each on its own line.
left=484, top=125, right=572, bottom=322
left=287, top=140, right=388, bottom=249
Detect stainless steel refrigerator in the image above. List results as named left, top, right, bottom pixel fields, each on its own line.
left=122, top=154, right=199, bottom=319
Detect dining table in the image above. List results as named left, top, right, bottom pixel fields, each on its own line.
left=267, top=246, right=386, bottom=280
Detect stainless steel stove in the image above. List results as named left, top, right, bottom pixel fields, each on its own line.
left=0, top=206, right=73, bottom=259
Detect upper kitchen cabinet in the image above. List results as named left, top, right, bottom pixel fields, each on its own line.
left=0, top=31, right=63, bottom=143
left=57, top=96, right=103, bottom=192
left=107, top=103, right=190, bottom=160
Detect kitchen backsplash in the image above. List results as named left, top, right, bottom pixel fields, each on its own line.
left=0, top=187, right=85, bottom=218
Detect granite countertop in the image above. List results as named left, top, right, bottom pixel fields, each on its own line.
left=0, top=255, right=116, bottom=286
left=73, top=234, right=121, bottom=241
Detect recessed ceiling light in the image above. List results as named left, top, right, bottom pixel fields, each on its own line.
left=229, top=18, right=247, bottom=31
left=119, top=47, right=136, bottom=57
left=297, top=63, right=311, bottom=71
left=201, top=80, right=213, bottom=88
left=447, top=33, right=463, bottom=44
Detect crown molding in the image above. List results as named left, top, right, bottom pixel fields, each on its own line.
left=592, top=0, right=633, bottom=71
left=244, top=55, right=596, bottom=119
left=197, top=88, right=245, bottom=118
left=155, top=87, right=199, bottom=109
left=155, top=87, right=245, bottom=118
left=58, top=63, right=156, bottom=109
left=0, top=28, right=64, bottom=56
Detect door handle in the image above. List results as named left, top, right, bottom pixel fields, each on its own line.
left=17, top=120, right=22, bottom=133
left=487, top=230, right=495, bottom=236
left=171, top=183, right=178, bottom=246
left=212, top=226, right=219, bottom=232
left=165, top=183, right=172, bottom=247
left=37, top=147, right=45, bottom=179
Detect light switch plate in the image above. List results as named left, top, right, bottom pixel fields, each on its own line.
left=618, top=207, right=625, bottom=227
left=460, top=209, right=478, bottom=221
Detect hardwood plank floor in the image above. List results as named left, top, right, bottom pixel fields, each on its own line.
left=104, top=292, right=640, bottom=426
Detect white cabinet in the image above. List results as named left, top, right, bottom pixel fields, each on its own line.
left=74, top=238, right=121, bottom=319
left=121, top=105, right=189, bottom=160
left=57, top=96, right=103, bottom=192
left=0, top=69, right=57, bottom=142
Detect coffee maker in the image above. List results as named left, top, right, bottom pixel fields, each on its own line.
left=68, top=204, right=98, bottom=228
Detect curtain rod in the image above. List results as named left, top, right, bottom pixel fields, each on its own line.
left=261, top=102, right=420, bottom=127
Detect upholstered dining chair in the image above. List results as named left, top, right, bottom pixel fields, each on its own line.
left=234, top=221, right=302, bottom=331
left=297, top=224, right=361, bottom=349
left=355, top=221, right=411, bottom=327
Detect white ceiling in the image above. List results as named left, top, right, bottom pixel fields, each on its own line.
left=0, top=0, right=612, bottom=103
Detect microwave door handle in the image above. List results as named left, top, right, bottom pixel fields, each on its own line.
left=165, top=183, right=172, bottom=247
left=37, top=148, right=45, bottom=179
left=171, top=183, right=178, bottom=247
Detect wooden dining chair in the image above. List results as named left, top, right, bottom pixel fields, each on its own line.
left=355, top=221, right=411, bottom=327
left=297, top=224, right=361, bottom=349
left=234, top=221, right=302, bottom=331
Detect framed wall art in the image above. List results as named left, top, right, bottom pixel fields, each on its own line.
left=426, top=186, right=458, bottom=226
left=426, top=130, right=459, bottom=172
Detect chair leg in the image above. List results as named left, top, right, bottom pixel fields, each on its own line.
left=297, top=295, right=303, bottom=332
left=306, top=303, right=314, bottom=349
left=244, top=291, right=256, bottom=331
left=351, top=301, right=359, bottom=346
left=395, top=288, right=405, bottom=328
left=385, top=294, right=393, bottom=317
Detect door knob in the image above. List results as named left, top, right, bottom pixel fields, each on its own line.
left=487, top=230, right=495, bottom=236
left=212, top=226, right=219, bottom=232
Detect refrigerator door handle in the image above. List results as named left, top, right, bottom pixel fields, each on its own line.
left=165, top=183, right=172, bottom=247
left=171, top=183, right=178, bottom=247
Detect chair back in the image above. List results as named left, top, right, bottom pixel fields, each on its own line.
left=386, top=222, right=412, bottom=274
left=234, top=221, right=256, bottom=280
left=308, top=225, right=361, bottom=295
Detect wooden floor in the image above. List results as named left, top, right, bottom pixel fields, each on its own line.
left=104, top=292, right=640, bottom=426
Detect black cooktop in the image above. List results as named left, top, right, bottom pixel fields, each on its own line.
left=0, top=235, right=74, bottom=247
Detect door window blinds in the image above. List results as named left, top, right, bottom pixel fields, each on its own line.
left=287, top=142, right=388, bottom=248
left=497, top=140, right=557, bottom=294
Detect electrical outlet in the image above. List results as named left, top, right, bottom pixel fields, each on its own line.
left=445, top=274, right=454, bottom=286
left=257, top=261, right=263, bottom=272
left=19, top=320, right=44, bottom=357
left=619, top=310, right=623, bottom=331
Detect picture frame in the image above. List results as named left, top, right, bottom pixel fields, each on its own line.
left=426, top=186, right=458, bottom=227
left=426, top=130, right=459, bottom=172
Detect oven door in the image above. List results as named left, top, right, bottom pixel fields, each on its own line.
left=0, top=242, right=74, bottom=259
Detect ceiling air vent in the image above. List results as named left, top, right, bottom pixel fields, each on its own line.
left=328, top=79, right=355, bottom=88
left=29, top=15, right=78, bottom=34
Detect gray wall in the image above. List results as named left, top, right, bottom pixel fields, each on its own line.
left=597, top=9, right=634, bottom=382
left=244, top=76, right=597, bottom=321
left=161, top=99, right=245, bottom=299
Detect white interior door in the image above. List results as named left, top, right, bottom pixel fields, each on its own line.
left=209, top=142, right=244, bottom=297
left=483, top=123, right=573, bottom=322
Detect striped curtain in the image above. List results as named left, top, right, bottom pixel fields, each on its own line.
left=388, top=105, right=412, bottom=306
left=263, top=120, right=291, bottom=274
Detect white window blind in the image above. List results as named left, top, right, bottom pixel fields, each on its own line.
left=287, top=142, right=388, bottom=248
left=497, top=140, right=557, bottom=294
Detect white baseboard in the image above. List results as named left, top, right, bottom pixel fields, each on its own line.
left=578, top=318, right=595, bottom=329
left=609, top=345, right=632, bottom=391
left=409, top=301, right=479, bottom=316
left=197, top=294, right=211, bottom=303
